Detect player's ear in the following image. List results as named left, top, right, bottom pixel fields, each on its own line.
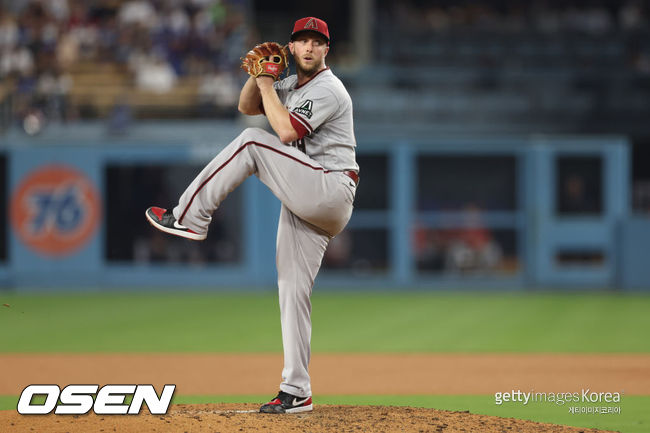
left=288, top=41, right=295, bottom=55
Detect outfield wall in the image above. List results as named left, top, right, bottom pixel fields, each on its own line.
left=0, top=122, right=646, bottom=290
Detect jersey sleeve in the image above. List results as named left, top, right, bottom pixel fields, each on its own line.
left=274, top=79, right=291, bottom=104
left=288, top=85, right=338, bottom=139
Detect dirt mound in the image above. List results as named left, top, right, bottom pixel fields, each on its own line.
left=0, top=403, right=615, bottom=433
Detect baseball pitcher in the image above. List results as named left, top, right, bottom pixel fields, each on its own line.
left=146, top=17, right=358, bottom=413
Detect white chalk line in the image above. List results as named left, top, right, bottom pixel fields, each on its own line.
left=188, top=409, right=257, bottom=414
left=176, top=408, right=260, bottom=416
left=220, top=409, right=258, bottom=414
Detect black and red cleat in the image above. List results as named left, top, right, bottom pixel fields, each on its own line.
left=145, top=207, right=206, bottom=241
left=259, top=391, right=313, bottom=414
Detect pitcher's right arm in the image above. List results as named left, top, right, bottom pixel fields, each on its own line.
left=238, top=76, right=263, bottom=115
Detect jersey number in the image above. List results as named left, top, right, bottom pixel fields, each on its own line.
left=291, top=138, right=306, bottom=154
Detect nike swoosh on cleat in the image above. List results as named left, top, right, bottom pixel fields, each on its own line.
left=291, top=397, right=310, bottom=406
left=173, top=221, right=188, bottom=229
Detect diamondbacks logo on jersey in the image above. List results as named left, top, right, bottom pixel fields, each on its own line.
left=293, top=100, right=313, bottom=119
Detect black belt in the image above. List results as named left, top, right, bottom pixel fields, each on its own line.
left=342, top=170, right=359, bottom=186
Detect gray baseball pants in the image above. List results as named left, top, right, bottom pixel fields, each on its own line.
left=172, top=127, right=355, bottom=398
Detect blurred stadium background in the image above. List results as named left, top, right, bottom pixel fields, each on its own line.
left=2, top=2, right=650, bottom=432
left=0, top=0, right=650, bottom=290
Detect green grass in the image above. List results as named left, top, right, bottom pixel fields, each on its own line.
left=1, top=291, right=650, bottom=353
left=1, top=394, right=646, bottom=432
left=0, top=396, right=16, bottom=411
left=2, top=292, right=646, bottom=431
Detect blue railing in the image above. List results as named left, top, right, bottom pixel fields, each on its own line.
left=0, top=124, right=637, bottom=290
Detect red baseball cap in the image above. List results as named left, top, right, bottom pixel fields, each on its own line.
left=291, top=17, right=330, bottom=45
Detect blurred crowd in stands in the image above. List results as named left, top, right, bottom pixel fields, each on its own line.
left=382, top=0, right=648, bottom=34
left=378, top=1, right=650, bottom=75
left=0, top=0, right=254, bottom=127
left=1, top=0, right=649, bottom=131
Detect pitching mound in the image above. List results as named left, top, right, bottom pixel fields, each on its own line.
left=1, top=403, right=614, bottom=432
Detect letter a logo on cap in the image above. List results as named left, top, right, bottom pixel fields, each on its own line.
left=291, top=17, right=330, bottom=44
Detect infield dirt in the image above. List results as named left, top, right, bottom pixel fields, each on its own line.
left=2, top=353, right=646, bottom=432
left=0, top=403, right=616, bottom=433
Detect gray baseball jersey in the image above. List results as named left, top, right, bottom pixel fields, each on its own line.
left=275, top=68, right=359, bottom=172
left=171, top=67, right=358, bottom=399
